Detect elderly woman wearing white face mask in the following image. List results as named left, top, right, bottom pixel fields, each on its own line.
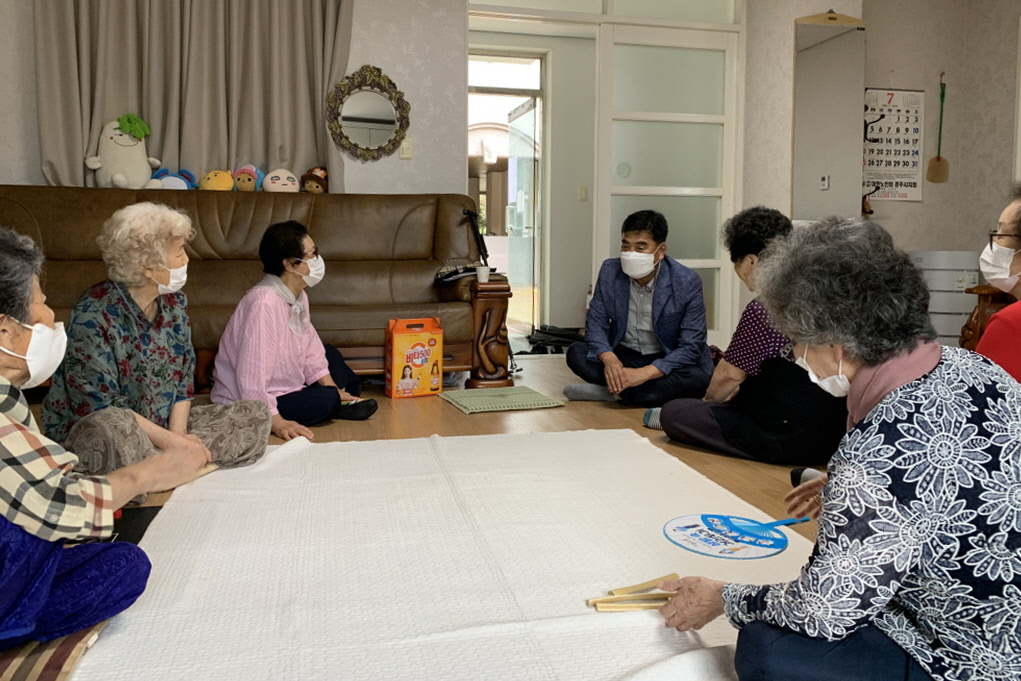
left=659, top=218, right=1021, bottom=681
left=42, top=203, right=270, bottom=478
left=211, top=220, right=377, bottom=442
left=0, top=226, right=209, bottom=649
left=975, top=185, right=1021, bottom=381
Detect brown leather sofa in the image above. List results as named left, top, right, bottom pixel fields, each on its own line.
left=0, top=185, right=513, bottom=391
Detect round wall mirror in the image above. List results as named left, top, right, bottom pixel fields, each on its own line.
left=326, top=64, right=411, bottom=161
left=340, top=91, right=397, bottom=148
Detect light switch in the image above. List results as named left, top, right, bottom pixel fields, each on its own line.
left=399, top=138, right=413, bottom=159
left=578, top=186, right=588, bottom=201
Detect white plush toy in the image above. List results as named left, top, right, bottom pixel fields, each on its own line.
left=85, top=114, right=163, bottom=188
left=263, top=168, right=300, bottom=192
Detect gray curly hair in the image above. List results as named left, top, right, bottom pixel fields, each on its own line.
left=98, top=203, right=195, bottom=287
left=756, top=217, right=936, bottom=366
left=0, top=227, right=44, bottom=322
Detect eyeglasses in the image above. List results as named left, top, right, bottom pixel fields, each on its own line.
left=989, top=231, right=1020, bottom=249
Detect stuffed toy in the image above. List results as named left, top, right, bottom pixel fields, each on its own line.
left=263, top=168, right=299, bottom=192
left=232, top=164, right=265, bottom=192
left=153, top=168, right=198, bottom=190
left=199, top=170, right=235, bottom=191
left=85, top=114, right=163, bottom=188
left=301, top=166, right=329, bottom=194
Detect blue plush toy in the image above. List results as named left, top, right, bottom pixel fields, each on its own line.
left=152, top=168, right=198, bottom=190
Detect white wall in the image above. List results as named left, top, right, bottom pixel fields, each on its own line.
left=745, top=0, right=1021, bottom=255
left=0, top=1, right=43, bottom=185
left=792, top=29, right=866, bottom=220
left=957, top=0, right=1021, bottom=246
left=469, top=30, right=597, bottom=328
left=742, top=0, right=864, bottom=213
left=344, top=0, right=468, bottom=194
left=861, top=0, right=970, bottom=250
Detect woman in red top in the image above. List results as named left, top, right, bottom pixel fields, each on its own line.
left=976, top=187, right=1021, bottom=381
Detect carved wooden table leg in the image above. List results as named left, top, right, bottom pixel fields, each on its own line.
left=960, top=285, right=1016, bottom=350
left=466, top=280, right=514, bottom=389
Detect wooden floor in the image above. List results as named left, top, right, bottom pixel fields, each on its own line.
left=299, top=354, right=819, bottom=541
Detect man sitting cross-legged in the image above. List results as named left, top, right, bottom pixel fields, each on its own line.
left=564, top=210, right=712, bottom=407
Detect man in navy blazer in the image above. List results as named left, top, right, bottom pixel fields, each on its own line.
left=565, top=210, right=712, bottom=407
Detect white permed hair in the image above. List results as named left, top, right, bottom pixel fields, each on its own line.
left=98, top=203, right=196, bottom=287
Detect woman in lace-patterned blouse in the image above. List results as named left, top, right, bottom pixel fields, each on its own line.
left=658, top=219, right=1020, bottom=681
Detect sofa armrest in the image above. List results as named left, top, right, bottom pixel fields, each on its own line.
left=466, top=280, right=514, bottom=389
left=436, top=273, right=508, bottom=303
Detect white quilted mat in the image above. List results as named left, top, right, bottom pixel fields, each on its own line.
left=71, top=429, right=812, bottom=681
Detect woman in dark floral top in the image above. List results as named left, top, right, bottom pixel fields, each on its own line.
left=645, top=207, right=846, bottom=466
left=42, top=203, right=269, bottom=477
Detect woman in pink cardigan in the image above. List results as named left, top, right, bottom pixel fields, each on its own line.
left=211, top=221, right=377, bottom=441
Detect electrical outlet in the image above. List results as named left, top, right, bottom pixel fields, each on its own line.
left=399, top=138, right=413, bottom=159
left=819, top=175, right=830, bottom=191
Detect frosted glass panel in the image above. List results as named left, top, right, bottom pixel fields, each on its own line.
left=614, top=0, right=734, bottom=23
left=468, top=0, right=601, bottom=12
left=612, top=121, right=722, bottom=187
left=692, top=268, right=719, bottom=330
left=610, top=195, right=720, bottom=260
left=614, top=46, right=725, bottom=115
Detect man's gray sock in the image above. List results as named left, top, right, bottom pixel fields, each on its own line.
left=563, top=382, right=617, bottom=402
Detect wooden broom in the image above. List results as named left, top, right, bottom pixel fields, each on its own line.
left=926, top=72, right=949, bottom=183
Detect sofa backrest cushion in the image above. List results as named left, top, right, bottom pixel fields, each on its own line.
left=0, top=185, right=479, bottom=317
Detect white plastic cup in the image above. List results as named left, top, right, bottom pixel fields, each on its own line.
left=476, top=266, right=491, bottom=283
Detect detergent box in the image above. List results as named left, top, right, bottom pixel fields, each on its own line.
left=385, top=318, right=443, bottom=398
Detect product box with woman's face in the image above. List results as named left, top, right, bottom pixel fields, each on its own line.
left=385, top=318, right=443, bottom=398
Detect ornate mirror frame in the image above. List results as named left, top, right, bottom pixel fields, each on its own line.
left=326, top=64, right=411, bottom=162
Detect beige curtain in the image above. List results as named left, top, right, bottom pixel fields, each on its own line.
left=34, top=0, right=352, bottom=190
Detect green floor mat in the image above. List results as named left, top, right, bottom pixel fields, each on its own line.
left=439, top=385, right=566, bottom=414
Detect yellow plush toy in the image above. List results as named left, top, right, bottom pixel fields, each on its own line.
left=199, top=170, right=235, bottom=191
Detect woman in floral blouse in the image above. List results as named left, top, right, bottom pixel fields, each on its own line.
left=42, top=203, right=270, bottom=477
left=659, top=219, right=1020, bottom=681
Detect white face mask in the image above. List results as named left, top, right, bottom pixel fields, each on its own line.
left=158, top=263, right=188, bottom=295
left=0, top=319, right=68, bottom=389
left=301, top=255, right=326, bottom=288
left=980, top=242, right=1020, bottom=293
left=795, top=347, right=850, bottom=398
left=620, top=249, right=659, bottom=279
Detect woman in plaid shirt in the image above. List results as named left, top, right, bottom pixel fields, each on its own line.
left=0, top=228, right=207, bottom=650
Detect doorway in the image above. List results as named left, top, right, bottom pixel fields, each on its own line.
left=468, top=53, right=543, bottom=352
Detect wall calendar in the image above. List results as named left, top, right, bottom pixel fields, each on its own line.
left=863, top=88, right=924, bottom=201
